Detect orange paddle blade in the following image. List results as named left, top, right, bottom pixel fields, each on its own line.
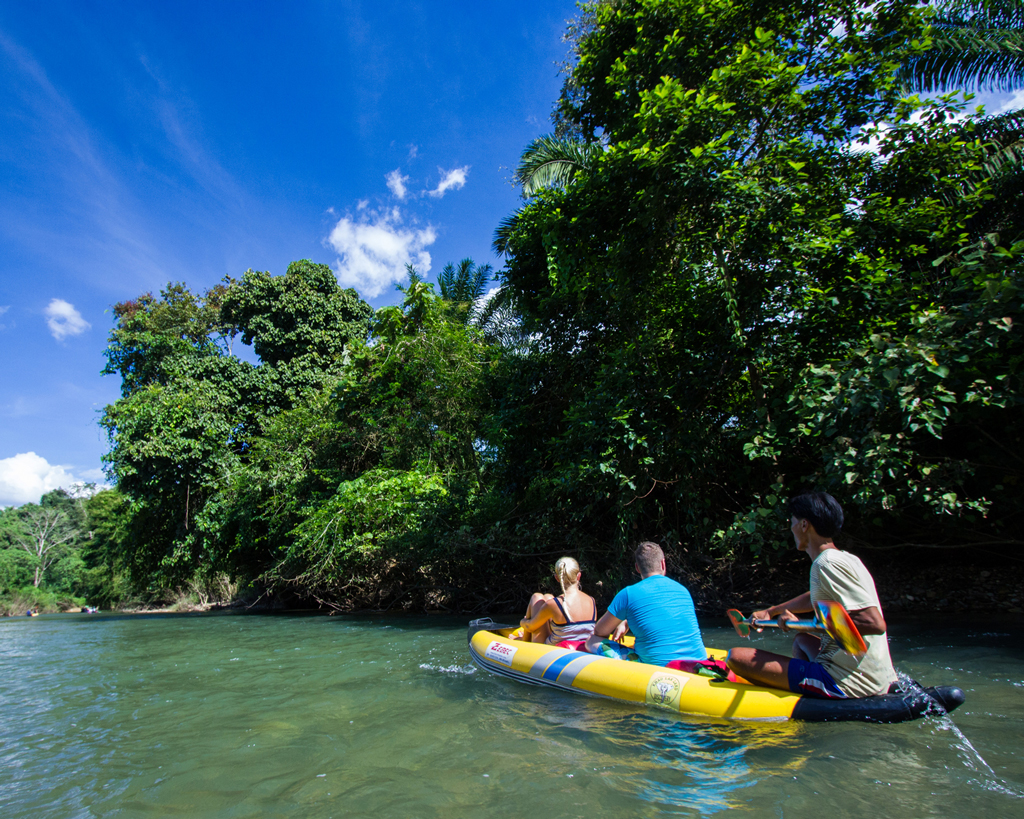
left=815, top=600, right=867, bottom=658
left=726, top=609, right=751, bottom=638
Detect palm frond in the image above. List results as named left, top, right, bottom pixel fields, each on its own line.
left=493, top=212, right=521, bottom=257
left=931, top=0, right=1024, bottom=29
left=475, top=285, right=529, bottom=351
left=397, top=263, right=424, bottom=294
left=515, top=135, right=603, bottom=196
left=436, top=259, right=497, bottom=326
left=971, top=108, right=1024, bottom=176
left=899, top=0, right=1024, bottom=93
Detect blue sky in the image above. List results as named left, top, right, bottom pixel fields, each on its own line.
left=2, top=2, right=1021, bottom=508
left=0, top=0, right=579, bottom=505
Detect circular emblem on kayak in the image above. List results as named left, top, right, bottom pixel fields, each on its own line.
left=646, top=673, right=684, bottom=710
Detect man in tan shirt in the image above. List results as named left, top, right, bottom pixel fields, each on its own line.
left=727, top=492, right=897, bottom=698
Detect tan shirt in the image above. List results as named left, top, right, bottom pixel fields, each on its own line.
left=810, top=548, right=897, bottom=698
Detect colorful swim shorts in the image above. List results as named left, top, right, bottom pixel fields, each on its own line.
left=787, top=658, right=848, bottom=699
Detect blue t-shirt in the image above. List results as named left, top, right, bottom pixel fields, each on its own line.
left=607, top=574, right=706, bottom=666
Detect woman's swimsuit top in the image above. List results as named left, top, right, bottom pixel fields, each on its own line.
left=546, top=596, right=598, bottom=644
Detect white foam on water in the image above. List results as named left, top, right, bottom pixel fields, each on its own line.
left=896, top=669, right=1024, bottom=799
left=420, top=663, right=476, bottom=675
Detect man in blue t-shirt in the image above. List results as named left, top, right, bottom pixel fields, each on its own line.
left=584, top=542, right=706, bottom=666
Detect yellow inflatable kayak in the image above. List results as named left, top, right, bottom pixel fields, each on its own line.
left=468, top=619, right=965, bottom=723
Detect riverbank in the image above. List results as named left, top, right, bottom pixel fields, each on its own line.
left=6, top=547, right=1019, bottom=618
left=683, top=548, right=1023, bottom=616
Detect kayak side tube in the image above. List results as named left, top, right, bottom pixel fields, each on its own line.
left=790, top=684, right=966, bottom=722
left=467, top=620, right=966, bottom=723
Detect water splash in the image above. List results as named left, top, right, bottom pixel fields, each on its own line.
left=895, top=669, right=1023, bottom=799
left=893, top=669, right=947, bottom=717
left=420, top=663, right=476, bottom=675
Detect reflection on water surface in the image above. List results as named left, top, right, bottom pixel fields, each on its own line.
left=0, top=612, right=1020, bottom=817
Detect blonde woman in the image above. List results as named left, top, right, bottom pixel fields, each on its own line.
left=518, top=557, right=598, bottom=646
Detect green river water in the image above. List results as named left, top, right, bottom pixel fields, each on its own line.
left=0, top=611, right=1021, bottom=818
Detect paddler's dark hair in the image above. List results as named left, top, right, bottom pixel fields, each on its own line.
left=787, top=492, right=844, bottom=538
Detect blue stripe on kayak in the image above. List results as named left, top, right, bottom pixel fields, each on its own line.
left=540, top=652, right=579, bottom=682
left=550, top=653, right=602, bottom=685
left=537, top=651, right=602, bottom=684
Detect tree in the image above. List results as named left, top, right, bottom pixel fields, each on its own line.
left=215, top=276, right=497, bottom=607
left=0, top=507, right=35, bottom=591
left=437, top=258, right=493, bottom=324
left=101, top=261, right=374, bottom=589
left=77, top=489, right=133, bottom=607
left=492, top=0, right=1022, bottom=562
left=15, top=496, right=81, bottom=587
left=514, top=135, right=604, bottom=196
left=222, top=259, right=373, bottom=402
left=896, top=0, right=1024, bottom=249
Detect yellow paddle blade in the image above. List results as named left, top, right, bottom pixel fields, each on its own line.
left=726, top=608, right=751, bottom=638
left=815, top=600, right=867, bottom=658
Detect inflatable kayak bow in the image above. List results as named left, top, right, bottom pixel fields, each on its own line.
left=468, top=619, right=964, bottom=723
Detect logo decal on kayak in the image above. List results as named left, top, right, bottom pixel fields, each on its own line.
left=646, top=673, right=686, bottom=709
left=485, top=640, right=518, bottom=667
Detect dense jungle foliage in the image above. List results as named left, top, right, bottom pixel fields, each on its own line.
left=0, top=486, right=132, bottom=614
left=10, top=0, right=1018, bottom=613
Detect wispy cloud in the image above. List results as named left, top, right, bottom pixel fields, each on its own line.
left=0, top=305, right=10, bottom=331
left=0, top=30, right=178, bottom=294
left=427, top=165, right=469, bottom=198
left=326, top=207, right=436, bottom=298
left=386, top=168, right=409, bottom=199
left=139, top=54, right=244, bottom=207
left=0, top=30, right=259, bottom=299
left=45, top=299, right=90, bottom=340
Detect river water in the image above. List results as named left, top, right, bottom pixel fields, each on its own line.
left=0, top=611, right=1020, bottom=818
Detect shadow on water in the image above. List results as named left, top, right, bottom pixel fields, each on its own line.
left=582, top=711, right=805, bottom=814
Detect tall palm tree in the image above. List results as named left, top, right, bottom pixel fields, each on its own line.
left=437, top=258, right=493, bottom=319
left=437, top=258, right=531, bottom=350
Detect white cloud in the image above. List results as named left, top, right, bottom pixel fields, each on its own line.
left=386, top=168, right=409, bottom=199
left=0, top=305, right=10, bottom=331
left=997, top=88, right=1024, bottom=114
left=78, top=468, right=108, bottom=484
left=326, top=208, right=436, bottom=298
left=427, top=166, right=470, bottom=198
left=44, top=298, right=90, bottom=341
left=407, top=144, right=419, bottom=160
left=0, top=452, right=77, bottom=506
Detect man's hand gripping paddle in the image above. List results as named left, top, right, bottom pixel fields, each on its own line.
left=726, top=600, right=868, bottom=659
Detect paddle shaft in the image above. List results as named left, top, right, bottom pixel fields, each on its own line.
left=749, top=617, right=822, bottom=634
